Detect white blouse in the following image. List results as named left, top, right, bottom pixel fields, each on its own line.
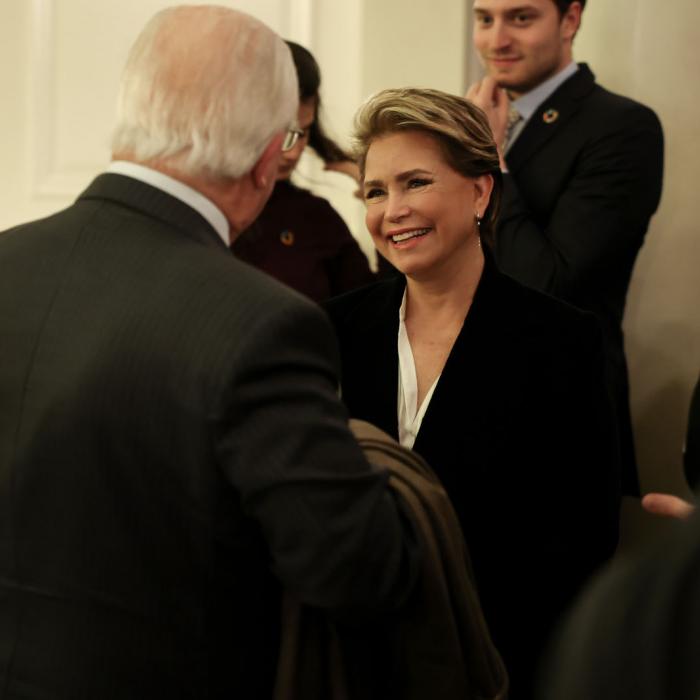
left=397, top=290, right=441, bottom=449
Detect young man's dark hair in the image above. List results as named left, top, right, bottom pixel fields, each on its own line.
left=554, top=0, right=586, bottom=12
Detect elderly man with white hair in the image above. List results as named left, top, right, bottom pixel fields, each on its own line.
left=0, top=6, right=420, bottom=698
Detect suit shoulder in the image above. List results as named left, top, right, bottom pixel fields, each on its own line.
left=585, top=82, right=663, bottom=132
left=496, top=270, right=602, bottom=342
left=324, top=278, right=401, bottom=328
left=204, top=248, right=323, bottom=315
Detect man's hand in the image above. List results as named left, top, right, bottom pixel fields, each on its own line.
left=641, top=492, right=695, bottom=520
left=466, top=77, right=510, bottom=151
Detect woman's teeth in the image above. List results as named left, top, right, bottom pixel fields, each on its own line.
left=391, top=228, right=431, bottom=243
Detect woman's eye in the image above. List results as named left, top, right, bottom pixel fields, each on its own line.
left=408, top=178, right=430, bottom=189
left=365, top=188, right=384, bottom=200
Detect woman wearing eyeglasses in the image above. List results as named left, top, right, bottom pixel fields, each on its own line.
left=232, top=41, right=374, bottom=303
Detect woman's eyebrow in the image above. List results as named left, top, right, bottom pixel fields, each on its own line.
left=364, top=169, right=433, bottom=188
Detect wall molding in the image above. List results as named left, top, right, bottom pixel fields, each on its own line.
left=27, top=0, right=317, bottom=200
left=286, top=0, right=314, bottom=46
left=29, top=0, right=76, bottom=198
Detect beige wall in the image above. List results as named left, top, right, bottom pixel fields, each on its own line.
left=360, top=1, right=468, bottom=96
left=573, top=0, right=700, bottom=546
left=0, top=0, right=305, bottom=230
left=0, top=1, right=469, bottom=259
left=1, top=2, right=698, bottom=547
left=297, top=0, right=470, bottom=265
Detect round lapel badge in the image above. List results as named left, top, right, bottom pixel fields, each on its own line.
left=542, top=108, right=559, bottom=124
left=280, top=230, right=295, bottom=246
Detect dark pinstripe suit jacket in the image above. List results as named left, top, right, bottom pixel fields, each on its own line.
left=0, top=174, right=418, bottom=699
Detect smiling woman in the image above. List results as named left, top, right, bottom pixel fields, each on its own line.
left=324, top=86, right=622, bottom=699
left=362, top=130, right=491, bottom=282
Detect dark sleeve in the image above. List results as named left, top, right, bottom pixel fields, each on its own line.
left=216, top=296, right=418, bottom=615
left=541, top=515, right=700, bottom=700
left=515, top=313, right=621, bottom=660
left=496, top=105, right=664, bottom=299
left=541, top=314, right=622, bottom=595
left=319, top=203, right=376, bottom=297
left=684, top=373, right=700, bottom=491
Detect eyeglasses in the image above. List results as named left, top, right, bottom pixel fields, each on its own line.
left=282, top=127, right=305, bottom=152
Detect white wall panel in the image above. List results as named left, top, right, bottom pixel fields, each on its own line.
left=1, top=0, right=311, bottom=228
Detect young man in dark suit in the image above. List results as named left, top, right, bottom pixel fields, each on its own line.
left=467, top=0, right=664, bottom=496
left=0, top=7, right=421, bottom=698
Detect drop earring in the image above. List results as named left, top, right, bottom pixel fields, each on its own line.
left=475, top=213, right=482, bottom=248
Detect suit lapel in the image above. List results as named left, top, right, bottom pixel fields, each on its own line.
left=413, top=256, right=511, bottom=458
left=506, top=63, right=596, bottom=174
left=77, top=173, right=228, bottom=253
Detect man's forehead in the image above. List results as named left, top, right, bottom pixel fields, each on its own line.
left=473, top=0, right=550, bottom=12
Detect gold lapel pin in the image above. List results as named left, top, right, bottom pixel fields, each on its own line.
left=280, top=230, right=295, bottom=246
left=542, top=108, right=559, bottom=124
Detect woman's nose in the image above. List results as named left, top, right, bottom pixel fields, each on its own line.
left=385, top=193, right=410, bottom=222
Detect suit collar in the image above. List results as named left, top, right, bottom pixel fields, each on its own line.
left=505, top=63, right=596, bottom=173
left=106, top=161, right=230, bottom=246
left=349, top=254, right=510, bottom=444
left=359, top=251, right=508, bottom=351
left=78, top=173, right=228, bottom=253
left=512, top=61, right=580, bottom=123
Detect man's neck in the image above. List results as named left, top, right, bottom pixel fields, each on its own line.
left=506, top=58, right=576, bottom=102
left=111, top=155, right=262, bottom=241
left=508, top=61, right=579, bottom=115
left=108, top=158, right=234, bottom=245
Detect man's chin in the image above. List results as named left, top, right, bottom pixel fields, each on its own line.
left=489, top=70, right=523, bottom=89
left=490, top=64, right=562, bottom=97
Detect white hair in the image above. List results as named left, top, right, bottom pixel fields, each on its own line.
left=111, top=5, right=298, bottom=180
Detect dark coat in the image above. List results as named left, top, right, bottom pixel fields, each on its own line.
left=276, top=419, right=508, bottom=700
left=232, top=180, right=375, bottom=303
left=325, top=258, right=621, bottom=699
left=542, top=512, right=700, bottom=700
left=495, top=63, right=665, bottom=496
left=0, top=173, right=419, bottom=699
left=684, top=373, right=700, bottom=491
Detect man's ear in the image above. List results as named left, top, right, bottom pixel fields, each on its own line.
left=561, top=1, right=583, bottom=42
left=251, top=132, right=285, bottom=189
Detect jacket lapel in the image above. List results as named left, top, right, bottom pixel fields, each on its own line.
left=506, top=63, right=596, bottom=174
left=413, top=256, right=511, bottom=459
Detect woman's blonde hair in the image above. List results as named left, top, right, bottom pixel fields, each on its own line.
left=353, top=88, right=502, bottom=246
